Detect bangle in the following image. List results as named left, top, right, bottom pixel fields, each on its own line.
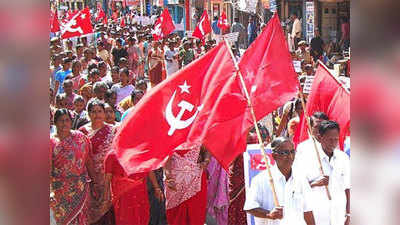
left=345, top=213, right=350, bottom=217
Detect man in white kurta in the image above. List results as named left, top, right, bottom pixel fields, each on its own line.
left=293, top=112, right=329, bottom=170
left=296, top=121, right=350, bottom=225
left=164, top=42, right=179, bottom=77
left=244, top=137, right=316, bottom=225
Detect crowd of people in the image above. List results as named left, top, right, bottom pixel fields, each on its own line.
left=50, top=8, right=350, bottom=225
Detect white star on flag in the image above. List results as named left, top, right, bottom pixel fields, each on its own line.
left=178, top=81, right=191, bottom=94
left=81, top=14, right=86, bottom=19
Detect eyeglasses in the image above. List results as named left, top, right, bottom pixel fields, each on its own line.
left=272, top=149, right=296, bottom=156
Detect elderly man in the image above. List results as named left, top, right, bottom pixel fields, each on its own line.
left=244, top=137, right=316, bottom=225
left=295, top=121, right=350, bottom=225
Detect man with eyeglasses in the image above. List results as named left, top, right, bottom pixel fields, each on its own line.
left=295, top=120, right=350, bottom=225
left=244, top=137, right=316, bottom=225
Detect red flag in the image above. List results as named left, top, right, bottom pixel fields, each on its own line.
left=112, top=11, right=118, bottom=22
left=217, top=11, right=229, bottom=32
left=199, top=14, right=298, bottom=170
left=120, top=17, right=126, bottom=27
left=113, top=42, right=238, bottom=175
left=294, top=64, right=350, bottom=150
left=152, top=8, right=175, bottom=41
left=50, top=10, right=60, bottom=33
left=96, top=7, right=106, bottom=22
left=239, top=13, right=298, bottom=121
left=327, top=83, right=350, bottom=149
left=61, top=8, right=93, bottom=39
left=192, top=10, right=211, bottom=41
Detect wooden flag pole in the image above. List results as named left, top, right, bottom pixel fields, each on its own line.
left=223, top=39, right=280, bottom=207
left=298, top=87, right=332, bottom=200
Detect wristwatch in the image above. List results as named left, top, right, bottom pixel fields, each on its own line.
left=345, top=213, right=350, bottom=217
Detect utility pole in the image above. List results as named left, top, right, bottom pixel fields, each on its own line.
left=141, top=0, right=144, bottom=16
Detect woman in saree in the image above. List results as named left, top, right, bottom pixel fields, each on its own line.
left=50, top=108, right=95, bottom=225
left=207, top=156, right=229, bottom=225
left=136, top=35, right=145, bottom=78
left=164, top=143, right=210, bottom=225
left=78, top=99, right=115, bottom=225
left=148, top=40, right=164, bottom=87
left=104, top=150, right=164, bottom=225
left=126, top=37, right=140, bottom=77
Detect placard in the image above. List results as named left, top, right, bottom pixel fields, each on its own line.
left=243, top=144, right=274, bottom=225
left=303, top=75, right=315, bottom=94
left=293, top=60, right=302, bottom=73
left=223, top=32, right=239, bottom=42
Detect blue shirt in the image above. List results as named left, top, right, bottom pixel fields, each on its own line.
left=212, top=21, right=221, bottom=35
left=247, top=22, right=255, bottom=36
left=55, top=69, right=72, bottom=93
left=51, top=66, right=62, bottom=90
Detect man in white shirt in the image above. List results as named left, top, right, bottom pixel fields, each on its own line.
left=291, top=13, right=302, bottom=50
left=244, top=137, right=316, bottom=225
left=164, top=41, right=179, bottom=77
left=295, top=112, right=330, bottom=161
left=296, top=120, right=350, bottom=225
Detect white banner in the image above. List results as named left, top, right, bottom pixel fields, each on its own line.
left=303, top=75, right=315, bottom=94
left=293, top=60, right=302, bottom=73
left=223, top=32, right=239, bottom=42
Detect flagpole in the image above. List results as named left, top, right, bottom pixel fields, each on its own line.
left=298, top=86, right=332, bottom=200
left=223, top=39, right=280, bottom=208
